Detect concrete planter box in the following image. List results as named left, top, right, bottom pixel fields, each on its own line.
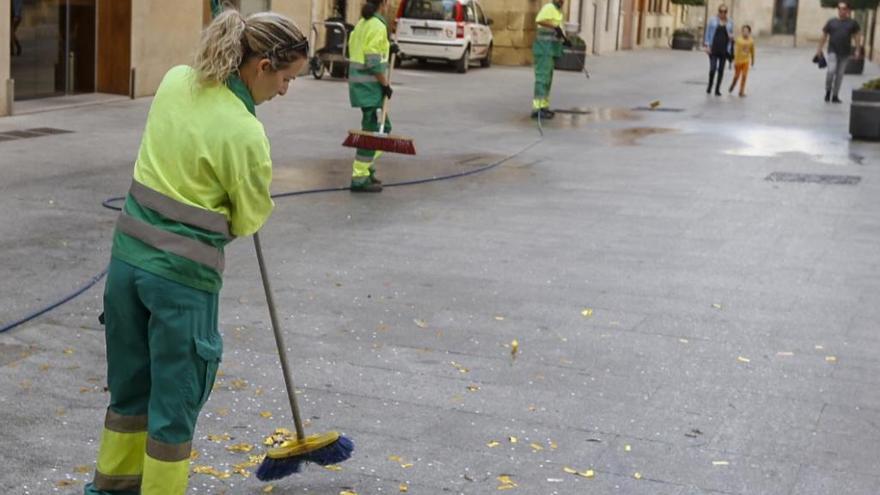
left=850, top=89, right=880, bottom=141
left=671, top=35, right=696, bottom=50
left=845, top=57, right=865, bottom=75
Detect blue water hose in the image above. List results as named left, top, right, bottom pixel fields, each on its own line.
left=0, top=140, right=541, bottom=335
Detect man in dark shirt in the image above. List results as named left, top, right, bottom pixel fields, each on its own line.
left=816, top=1, right=862, bottom=103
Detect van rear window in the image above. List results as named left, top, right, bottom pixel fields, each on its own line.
left=403, top=0, right=458, bottom=21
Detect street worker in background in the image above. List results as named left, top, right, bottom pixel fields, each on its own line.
left=348, top=0, right=395, bottom=193
left=532, top=0, right=569, bottom=120
left=83, top=9, right=308, bottom=495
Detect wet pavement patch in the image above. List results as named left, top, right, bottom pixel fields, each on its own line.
left=609, top=127, right=677, bottom=146
left=0, top=127, right=73, bottom=143
left=765, top=172, right=861, bottom=185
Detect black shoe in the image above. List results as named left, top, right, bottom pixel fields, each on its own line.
left=714, top=90, right=722, bottom=96
left=832, top=96, right=843, bottom=104
left=370, top=176, right=382, bottom=185
left=351, top=182, right=383, bottom=193
left=825, top=91, right=831, bottom=102
left=539, top=109, right=555, bottom=119
left=530, top=110, right=540, bottom=119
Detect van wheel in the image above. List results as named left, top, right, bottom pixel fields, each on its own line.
left=480, top=45, right=492, bottom=68
left=456, top=47, right=470, bottom=74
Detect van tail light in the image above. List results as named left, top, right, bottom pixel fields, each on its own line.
left=456, top=22, right=465, bottom=38
left=394, top=0, right=407, bottom=33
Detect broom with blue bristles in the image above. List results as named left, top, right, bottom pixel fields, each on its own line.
left=252, top=233, right=354, bottom=481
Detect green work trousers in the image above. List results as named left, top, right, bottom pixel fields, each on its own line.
left=85, top=257, right=222, bottom=495
left=533, top=52, right=556, bottom=110
left=351, top=107, right=392, bottom=187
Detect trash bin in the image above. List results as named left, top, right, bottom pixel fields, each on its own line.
left=555, top=35, right=586, bottom=71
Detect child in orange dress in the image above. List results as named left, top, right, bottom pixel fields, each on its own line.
left=729, top=25, right=755, bottom=96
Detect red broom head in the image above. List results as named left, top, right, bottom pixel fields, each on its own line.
left=342, top=131, right=416, bottom=155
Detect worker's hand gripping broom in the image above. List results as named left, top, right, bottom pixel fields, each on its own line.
left=342, top=53, right=416, bottom=155
left=253, top=233, right=354, bottom=481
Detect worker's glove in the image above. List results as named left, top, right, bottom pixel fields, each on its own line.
left=389, top=42, right=400, bottom=55
left=381, top=85, right=393, bottom=99
left=563, top=38, right=573, bottom=48
left=554, top=26, right=566, bottom=39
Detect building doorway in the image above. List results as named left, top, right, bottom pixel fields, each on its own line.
left=772, top=0, right=798, bottom=35
left=11, top=0, right=97, bottom=100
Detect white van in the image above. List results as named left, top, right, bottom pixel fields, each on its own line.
left=394, top=0, right=494, bottom=73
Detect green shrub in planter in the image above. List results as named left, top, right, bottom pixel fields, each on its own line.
left=850, top=78, right=880, bottom=141
left=672, top=29, right=697, bottom=50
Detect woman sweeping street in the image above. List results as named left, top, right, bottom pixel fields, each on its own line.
left=84, top=9, right=308, bottom=495
left=347, top=0, right=393, bottom=193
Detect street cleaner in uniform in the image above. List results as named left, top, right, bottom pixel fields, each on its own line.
left=348, top=0, right=395, bottom=193
left=533, top=0, right=568, bottom=119
left=84, top=9, right=308, bottom=495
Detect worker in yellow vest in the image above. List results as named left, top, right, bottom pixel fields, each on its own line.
left=348, top=0, right=394, bottom=192
left=84, top=10, right=308, bottom=495
left=533, top=0, right=568, bottom=119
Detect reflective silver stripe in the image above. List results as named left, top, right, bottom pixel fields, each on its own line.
left=349, top=61, right=366, bottom=70
left=129, top=180, right=231, bottom=239
left=146, top=437, right=192, bottom=462
left=116, top=213, right=225, bottom=273
left=94, top=472, right=141, bottom=491
left=349, top=75, right=381, bottom=83
left=104, top=409, right=147, bottom=433
left=365, top=54, right=382, bottom=65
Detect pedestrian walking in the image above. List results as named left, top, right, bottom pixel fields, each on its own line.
left=817, top=1, right=863, bottom=103
left=703, top=4, right=734, bottom=96
left=532, top=0, right=568, bottom=119
left=10, top=0, right=23, bottom=56
left=83, top=9, right=308, bottom=495
left=728, top=25, right=755, bottom=97
left=347, top=0, right=394, bottom=193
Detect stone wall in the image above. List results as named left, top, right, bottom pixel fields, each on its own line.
left=0, top=0, right=10, bottom=116
left=131, top=0, right=203, bottom=97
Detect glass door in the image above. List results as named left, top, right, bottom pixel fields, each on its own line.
left=11, top=0, right=96, bottom=101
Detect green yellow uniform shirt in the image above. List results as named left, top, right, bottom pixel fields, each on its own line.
left=348, top=15, right=390, bottom=108
left=535, top=2, right=564, bottom=27
left=113, top=65, right=274, bottom=293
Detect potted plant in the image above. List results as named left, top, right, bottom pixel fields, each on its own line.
left=671, top=29, right=697, bottom=50
left=850, top=78, right=880, bottom=141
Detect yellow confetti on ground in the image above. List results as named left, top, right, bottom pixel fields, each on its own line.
left=581, top=308, right=593, bottom=317
left=255, top=387, right=264, bottom=397
left=63, top=348, right=74, bottom=355
left=73, top=465, right=91, bottom=474
left=324, top=465, right=342, bottom=471
left=260, top=411, right=273, bottom=418
left=508, top=436, right=518, bottom=443
left=549, top=442, right=558, bottom=450
left=633, top=472, right=642, bottom=480
left=678, top=338, right=689, bottom=344
left=414, top=319, right=428, bottom=328
left=826, top=356, right=838, bottom=363
left=231, top=465, right=251, bottom=478
left=225, top=443, right=254, bottom=453
left=495, top=315, right=505, bottom=321
left=399, top=483, right=409, bottom=492
left=776, top=352, right=794, bottom=357
left=467, top=385, right=480, bottom=392
left=712, top=461, right=729, bottom=466
left=450, top=361, right=469, bottom=373
left=624, top=444, right=631, bottom=452
left=340, top=491, right=357, bottom=495
left=563, top=467, right=577, bottom=474
left=530, top=442, right=544, bottom=451
left=578, top=469, right=595, bottom=478
left=388, top=455, right=403, bottom=463
left=263, top=486, right=274, bottom=493
left=190, top=450, right=199, bottom=460
left=263, top=436, right=275, bottom=446
left=497, top=475, right=517, bottom=490
left=79, top=387, right=91, bottom=393
left=39, top=364, right=51, bottom=372
left=56, top=480, right=79, bottom=487
left=815, top=345, right=824, bottom=350
left=487, top=441, right=500, bottom=448
left=229, top=379, right=248, bottom=390
left=207, top=433, right=231, bottom=442
left=712, top=303, right=722, bottom=309
left=511, top=339, right=519, bottom=359
left=401, top=463, right=414, bottom=468
left=737, top=356, right=750, bottom=363
left=192, top=465, right=231, bottom=479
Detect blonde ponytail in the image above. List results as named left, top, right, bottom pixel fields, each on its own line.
left=194, top=9, right=308, bottom=85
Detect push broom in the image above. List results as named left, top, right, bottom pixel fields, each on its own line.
left=342, top=54, right=416, bottom=155
left=252, top=233, right=354, bottom=481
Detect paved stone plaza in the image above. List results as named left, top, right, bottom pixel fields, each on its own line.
left=1, top=47, right=879, bottom=494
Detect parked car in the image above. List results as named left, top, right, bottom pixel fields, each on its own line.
left=394, top=0, right=493, bottom=73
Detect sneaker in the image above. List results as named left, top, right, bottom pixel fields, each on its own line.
left=831, top=96, right=843, bottom=104
left=350, top=182, right=383, bottom=193
left=370, top=176, right=382, bottom=185
left=714, top=90, right=722, bottom=96
left=539, top=109, right=555, bottom=119
left=825, top=91, right=831, bottom=102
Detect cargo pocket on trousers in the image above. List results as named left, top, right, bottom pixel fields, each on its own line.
left=194, top=337, right=223, bottom=408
